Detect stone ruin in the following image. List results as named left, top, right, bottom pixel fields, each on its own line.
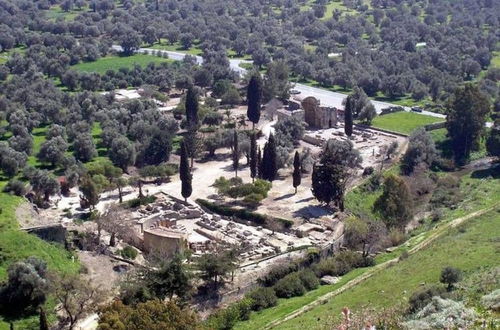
left=301, top=96, right=339, bottom=129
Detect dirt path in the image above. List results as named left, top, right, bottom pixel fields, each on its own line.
left=264, top=201, right=500, bottom=329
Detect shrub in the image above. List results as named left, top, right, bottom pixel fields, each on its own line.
left=481, top=289, right=500, bottom=312
left=313, top=251, right=367, bottom=277
left=3, top=179, right=27, bottom=196
left=126, top=195, right=157, bottom=208
left=408, top=285, right=447, bottom=313
left=440, top=266, right=462, bottom=291
left=432, top=157, right=455, bottom=172
left=273, top=273, right=306, bottom=298
left=196, top=199, right=292, bottom=229
left=234, top=298, right=253, bottom=321
left=298, top=269, right=320, bottom=291
left=206, top=298, right=253, bottom=329
left=362, top=166, right=374, bottom=176
left=430, top=175, right=462, bottom=209
left=246, top=287, right=278, bottom=311
left=404, top=297, right=476, bottom=329
left=242, top=193, right=265, bottom=206
left=388, top=228, right=406, bottom=246
left=120, top=245, right=138, bottom=260
left=215, top=177, right=271, bottom=200
left=259, top=262, right=299, bottom=287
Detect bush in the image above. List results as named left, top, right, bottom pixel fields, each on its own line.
left=120, top=245, right=138, bottom=260
left=362, top=166, right=374, bottom=176
left=126, top=195, right=157, bottom=208
left=215, top=177, right=271, bottom=200
left=196, top=199, right=292, bottom=229
left=388, top=228, right=406, bottom=246
left=259, top=262, right=299, bottom=287
left=273, top=273, right=306, bottom=298
left=298, top=269, right=320, bottom=291
left=408, top=285, right=447, bottom=313
left=430, top=175, right=462, bottom=209
left=313, top=251, right=368, bottom=277
left=3, top=179, right=27, bottom=196
left=246, top=287, right=278, bottom=311
left=206, top=298, right=253, bottom=329
left=432, top=157, right=455, bottom=172
left=440, top=266, right=462, bottom=290
left=404, top=297, right=476, bottom=329
left=481, top=289, right=500, bottom=312
left=242, top=193, right=266, bottom=206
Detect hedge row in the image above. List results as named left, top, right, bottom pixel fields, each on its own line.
left=196, top=199, right=293, bottom=229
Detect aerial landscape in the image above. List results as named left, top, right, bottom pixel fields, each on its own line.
left=0, top=0, right=499, bottom=329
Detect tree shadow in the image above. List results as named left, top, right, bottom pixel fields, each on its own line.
left=197, top=152, right=231, bottom=163
left=470, top=164, right=500, bottom=179
left=274, top=193, right=295, bottom=201
left=293, top=205, right=333, bottom=219
left=296, top=196, right=315, bottom=203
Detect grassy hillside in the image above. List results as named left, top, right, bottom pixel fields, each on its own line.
left=275, top=208, right=500, bottom=329
left=0, top=183, right=80, bottom=329
left=235, top=163, right=500, bottom=329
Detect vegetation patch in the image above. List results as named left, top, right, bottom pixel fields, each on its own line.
left=196, top=199, right=293, bottom=229
left=370, top=112, right=444, bottom=135
left=71, top=54, right=172, bottom=74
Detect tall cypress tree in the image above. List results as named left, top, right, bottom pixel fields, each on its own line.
left=39, top=308, right=49, bottom=330
left=250, top=132, right=257, bottom=182
left=261, top=134, right=277, bottom=181
left=180, top=141, right=192, bottom=202
left=292, top=151, right=301, bottom=193
left=247, top=74, right=263, bottom=130
left=232, top=130, right=239, bottom=177
left=257, top=147, right=263, bottom=178
left=344, top=96, right=353, bottom=137
left=185, top=87, right=199, bottom=128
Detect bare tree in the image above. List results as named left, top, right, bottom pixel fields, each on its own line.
left=49, top=273, right=105, bottom=330
left=97, top=204, right=137, bottom=246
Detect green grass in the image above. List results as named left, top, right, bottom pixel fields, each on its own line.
left=44, top=5, right=87, bottom=21
left=491, top=51, right=500, bottom=68
left=369, top=111, right=444, bottom=135
left=71, top=54, right=172, bottom=74
left=148, top=40, right=204, bottom=56
left=322, top=0, right=358, bottom=20
left=275, top=209, right=500, bottom=329
left=374, top=93, right=430, bottom=108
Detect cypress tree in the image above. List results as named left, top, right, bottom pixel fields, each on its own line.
left=261, top=134, right=277, bottom=181
left=344, top=96, right=353, bottom=137
left=180, top=141, right=192, bottom=202
left=39, top=308, right=49, bottom=330
left=185, top=87, right=199, bottom=128
left=247, top=74, right=263, bottom=130
left=232, top=131, right=239, bottom=177
left=292, top=151, right=301, bottom=193
left=250, top=133, right=257, bottom=182
left=257, top=147, right=263, bottom=178
left=374, top=174, right=413, bottom=228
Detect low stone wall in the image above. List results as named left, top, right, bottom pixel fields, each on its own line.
left=424, top=121, right=446, bottom=131
left=302, top=134, right=324, bottom=146
left=355, top=124, right=408, bottom=137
